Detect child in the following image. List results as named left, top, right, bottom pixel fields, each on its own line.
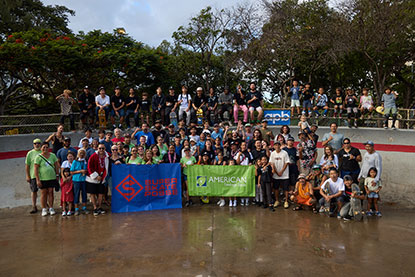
left=364, top=167, right=382, bottom=217
left=61, top=168, right=74, bottom=216
left=345, top=88, right=359, bottom=128
left=140, top=92, right=150, bottom=124
left=291, top=174, right=316, bottom=213
left=228, top=159, right=237, bottom=206
left=313, top=87, right=329, bottom=118
left=330, top=88, right=344, bottom=118
left=298, top=114, right=311, bottom=134
left=257, top=156, right=274, bottom=211
left=70, top=149, right=88, bottom=215
left=359, top=88, right=374, bottom=119
left=180, top=147, right=197, bottom=207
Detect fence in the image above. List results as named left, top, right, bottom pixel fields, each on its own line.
left=1, top=108, right=415, bottom=135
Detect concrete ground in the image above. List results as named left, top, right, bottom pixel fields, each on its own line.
left=0, top=204, right=414, bottom=276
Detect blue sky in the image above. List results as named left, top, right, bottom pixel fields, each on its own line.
left=41, top=0, right=261, bottom=47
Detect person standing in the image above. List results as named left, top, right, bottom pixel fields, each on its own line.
left=338, top=138, right=362, bottom=182
left=301, top=83, right=314, bottom=117
left=56, top=137, right=77, bottom=164
left=95, top=87, right=111, bottom=123
left=247, top=82, right=264, bottom=123
left=110, top=86, right=125, bottom=129
left=177, top=85, right=192, bottom=125
left=289, top=80, right=301, bottom=117
left=269, top=141, right=291, bottom=209
left=125, top=88, right=140, bottom=129
left=45, top=124, right=65, bottom=154
left=151, top=86, right=166, bottom=125
left=382, top=88, right=399, bottom=129
left=321, top=122, right=344, bottom=154
left=78, top=85, right=95, bottom=129
left=34, top=142, right=60, bottom=216
left=25, top=138, right=42, bottom=214
left=56, top=89, right=76, bottom=131
left=358, top=141, right=382, bottom=192
left=297, top=132, right=317, bottom=176
left=165, top=86, right=176, bottom=125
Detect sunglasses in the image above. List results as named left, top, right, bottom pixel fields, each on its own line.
left=343, top=142, right=350, bottom=144
left=98, top=147, right=106, bottom=150
left=34, top=142, right=41, bottom=145
left=111, top=149, right=118, bottom=151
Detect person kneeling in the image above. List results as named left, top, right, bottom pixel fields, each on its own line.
left=319, top=169, right=345, bottom=218
left=291, top=174, right=317, bottom=213
left=339, top=175, right=365, bottom=221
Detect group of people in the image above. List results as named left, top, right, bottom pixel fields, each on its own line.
left=25, top=118, right=383, bottom=220
left=288, top=81, right=399, bottom=129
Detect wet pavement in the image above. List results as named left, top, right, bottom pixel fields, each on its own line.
left=0, top=204, right=414, bottom=276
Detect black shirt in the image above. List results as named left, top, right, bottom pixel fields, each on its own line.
left=251, top=148, right=267, bottom=161
left=78, top=92, right=95, bottom=110
left=283, top=146, right=299, bottom=174
left=258, top=165, right=272, bottom=184
left=111, top=95, right=125, bottom=109
left=234, top=91, right=246, bottom=105
left=162, top=152, right=180, bottom=164
left=207, top=95, right=218, bottom=108
left=125, top=96, right=139, bottom=111
left=151, top=94, right=166, bottom=110
left=152, top=129, right=167, bottom=141
left=338, top=147, right=361, bottom=172
left=303, top=89, right=313, bottom=101
left=140, top=98, right=150, bottom=112
left=345, top=94, right=358, bottom=107
left=166, top=94, right=176, bottom=107
left=193, top=95, right=207, bottom=108
left=247, top=91, right=262, bottom=107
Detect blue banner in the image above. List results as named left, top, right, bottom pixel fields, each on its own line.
left=263, top=110, right=291, bottom=125
left=111, top=163, right=182, bottom=213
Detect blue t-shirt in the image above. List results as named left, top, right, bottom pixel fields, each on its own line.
left=197, top=140, right=206, bottom=152
left=290, top=87, right=300, bottom=100
left=381, top=93, right=396, bottom=108
left=211, top=129, right=224, bottom=140
left=56, top=147, right=77, bottom=162
left=70, top=159, right=87, bottom=182
left=316, top=94, right=328, bottom=106
left=134, top=131, right=155, bottom=146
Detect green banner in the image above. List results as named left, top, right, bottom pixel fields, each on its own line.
left=188, top=165, right=256, bottom=197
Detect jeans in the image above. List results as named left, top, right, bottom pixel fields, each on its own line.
left=125, top=110, right=139, bottom=128
left=60, top=114, right=75, bottom=130
left=152, top=109, right=165, bottom=125
left=261, top=182, right=273, bottom=206
left=73, top=181, right=87, bottom=204
left=220, top=104, right=232, bottom=121
left=233, top=104, right=248, bottom=123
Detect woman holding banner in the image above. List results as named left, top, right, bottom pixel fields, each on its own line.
left=181, top=147, right=196, bottom=207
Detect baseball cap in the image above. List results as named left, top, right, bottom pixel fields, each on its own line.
left=274, top=141, right=281, bottom=145
left=245, top=123, right=251, bottom=127
left=169, top=86, right=174, bottom=90
left=261, top=119, right=267, bottom=123
left=184, top=147, right=190, bottom=152
left=297, top=174, right=306, bottom=180
left=99, top=86, right=105, bottom=91
left=343, top=175, right=353, bottom=181
left=201, top=151, right=209, bottom=156
left=155, top=119, right=162, bottom=124
left=312, top=164, right=321, bottom=170
left=63, top=136, right=71, bottom=141
left=115, top=86, right=120, bottom=90
left=196, top=87, right=203, bottom=91
left=364, top=141, right=374, bottom=146
left=190, top=138, right=196, bottom=143
left=175, top=134, right=181, bottom=138
left=33, top=138, right=41, bottom=144
left=84, top=85, right=89, bottom=89
left=287, top=137, right=294, bottom=142
left=213, top=123, right=219, bottom=127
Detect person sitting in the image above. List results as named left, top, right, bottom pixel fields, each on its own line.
left=339, top=175, right=365, bottom=220
left=291, top=174, right=317, bottom=213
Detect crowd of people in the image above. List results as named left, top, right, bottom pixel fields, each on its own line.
left=25, top=118, right=383, bottom=220
left=56, top=81, right=400, bottom=132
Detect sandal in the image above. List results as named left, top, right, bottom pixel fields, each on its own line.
left=293, top=206, right=302, bottom=211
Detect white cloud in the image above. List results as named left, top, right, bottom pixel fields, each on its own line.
left=41, top=0, right=261, bottom=46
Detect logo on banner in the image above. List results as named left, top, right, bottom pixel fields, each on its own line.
left=115, top=174, right=143, bottom=202
left=196, top=176, right=207, bottom=187
left=264, top=110, right=291, bottom=125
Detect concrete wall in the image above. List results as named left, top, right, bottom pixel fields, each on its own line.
left=1, top=127, right=414, bottom=209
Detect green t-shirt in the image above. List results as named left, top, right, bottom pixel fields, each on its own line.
left=34, top=153, right=58, bottom=181
left=180, top=156, right=196, bottom=176
left=127, top=156, right=145, bottom=165
left=25, top=149, right=41, bottom=178
left=153, top=156, right=162, bottom=164
left=158, top=144, right=168, bottom=157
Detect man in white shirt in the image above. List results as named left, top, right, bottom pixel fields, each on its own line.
left=358, top=141, right=382, bottom=192
left=269, top=141, right=290, bottom=209
left=95, top=87, right=111, bottom=122
left=319, top=168, right=345, bottom=217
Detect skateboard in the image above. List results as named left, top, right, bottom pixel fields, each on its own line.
left=351, top=183, right=363, bottom=221
left=98, top=109, right=107, bottom=129
left=323, top=183, right=331, bottom=216
left=196, top=108, right=203, bottom=125
left=169, top=111, right=178, bottom=128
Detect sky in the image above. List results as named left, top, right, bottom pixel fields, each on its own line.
left=41, top=0, right=261, bottom=47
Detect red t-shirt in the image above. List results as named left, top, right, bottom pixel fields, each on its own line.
left=111, top=137, right=125, bottom=144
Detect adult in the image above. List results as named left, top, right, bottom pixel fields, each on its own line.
left=319, top=146, right=339, bottom=176
left=25, top=138, right=42, bottom=214
left=110, top=86, right=125, bottom=129
left=319, top=168, right=345, bottom=217
left=165, top=86, right=176, bottom=125
left=338, top=138, right=362, bottom=181
left=269, top=141, right=290, bottom=209
left=251, top=140, right=269, bottom=161
left=46, top=124, right=65, bottom=154
left=86, top=143, right=109, bottom=216
left=206, top=87, right=219, bottom=125
left=297, top=132, right=317, bottom=176
left=357, top=141, right=382, bottom=192
left=132, top=122, right=155, bottom=147
left=78, top=128, right=93, bottom=148
left=34, top=142, right=60, bottom=216
left=56, top=137, right=77, bottom=164
left=111, top=128, right=125, bottom=144
left=192, top=87, right=207, bottom=121
left=279, top=125, right=293, bottom=143
left=152, top=119, right=167, bottom=141
left=259, top=119, right=274, bottom=144
left=95, top=87, right=111, bottom=123
left=162, top=144, right=180, bottom=164
left=321, top=122, right=344, bottom=154
left=382, top=87, right=399, bottom=129
left=180, top=147, right=197, bottom=207
left=56, top=89, right=76, bottom=131
left=125, top=87, right=140, bottom=129
left=292, top=174, right=316, bottom=213
left=151, top=86, right=166, bottom=125
left=247, top=82, right=264, bottom=123
left=233, top=84, right=248, bottom=124
left=218, top=86, right=233, bottom=122
left=247, top=129, right=263, bottom=150
left=176, top=85, right=192, bottom=125
left=78, top=85, right=95, bottom=128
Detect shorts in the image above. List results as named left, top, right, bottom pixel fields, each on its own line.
left=367, top=192, right=379, bottom=198
left=288, top=172, right=298, bottom=188
left=110, top=109, right=125, bottom=117
left=86, top=181, right=106, bottom=195
left=249, top=106, right=263, bottom=112
left=346, top=107, right=358, bottom=114
left=384, top=107, right=397, bottom=115
left=303, top=100, right=312, bottom=109
left=39, top=179, right=58, bottom=189
left=272, top=179, right=290, bottom=191
left=29, top=178, right=38, bottom=192
left=315, top=105, right=327, bottom=109
left=291, top=99, right=300, bottom=107
left=361, top=104, right=373, bottom=110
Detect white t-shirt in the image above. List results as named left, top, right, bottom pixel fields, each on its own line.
left=78, top=136, right=93, bottom=148
left=321, top=177, right=344, bottom=195
left=61, top=160, right=72, bottom=169
left=178, top=94, right=192, bottom=109
left=269, top=150, right=290, bottom=179
left=95, top=95, right=110, bottom=107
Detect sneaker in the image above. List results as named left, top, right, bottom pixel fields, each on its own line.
left=62, top=211, right=67, bottom=217
left=343, top=216, right=351, bottom=221
left=41, top=208, right=48, bottom=217
left=229, top=200, right=233, bottom=207
left=263, top=204, right=268, bottom=209
left=219, top=199, right=225, bottom=207
left=376, top=211, right=382, bottom=217
left=284, top=201, right=289, bottom=209
left=82, top=208, right=90, bottom=215
left=337, top=213, right=342, bottom=219
left=354, top=122, right=358, bottom=128
left=93, top=209, right=99, bottom=216
left=49, top=208, right=56, bottom=216
left=245, top=199, right=249, bottom=206
left=98, top=208, right=106, bottom=215
left=319, top=206, right=325, bottom=213
left=233, top=200, right=237, bottom=207
left=366, top=211, right=373, bottom=216
left=185, top=201, right=190, bottom=207
left=392, top=127, right=397, bottom=130
left=217, top=200, right=221, bottom=205
left=67, top=211, right=72, bottom=216
left=269, top=206, right=275, bottom=212
left=30, top=207, right=38, bottom=214
left=75, top=209, right=80, bottom=216
left=273, top=201, right=280, bottom=208
left=240, top=199, right=245, bottom=206
left=384, top=126, right=388, bottom=129
left=118, top=124, right=122, bottom=129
